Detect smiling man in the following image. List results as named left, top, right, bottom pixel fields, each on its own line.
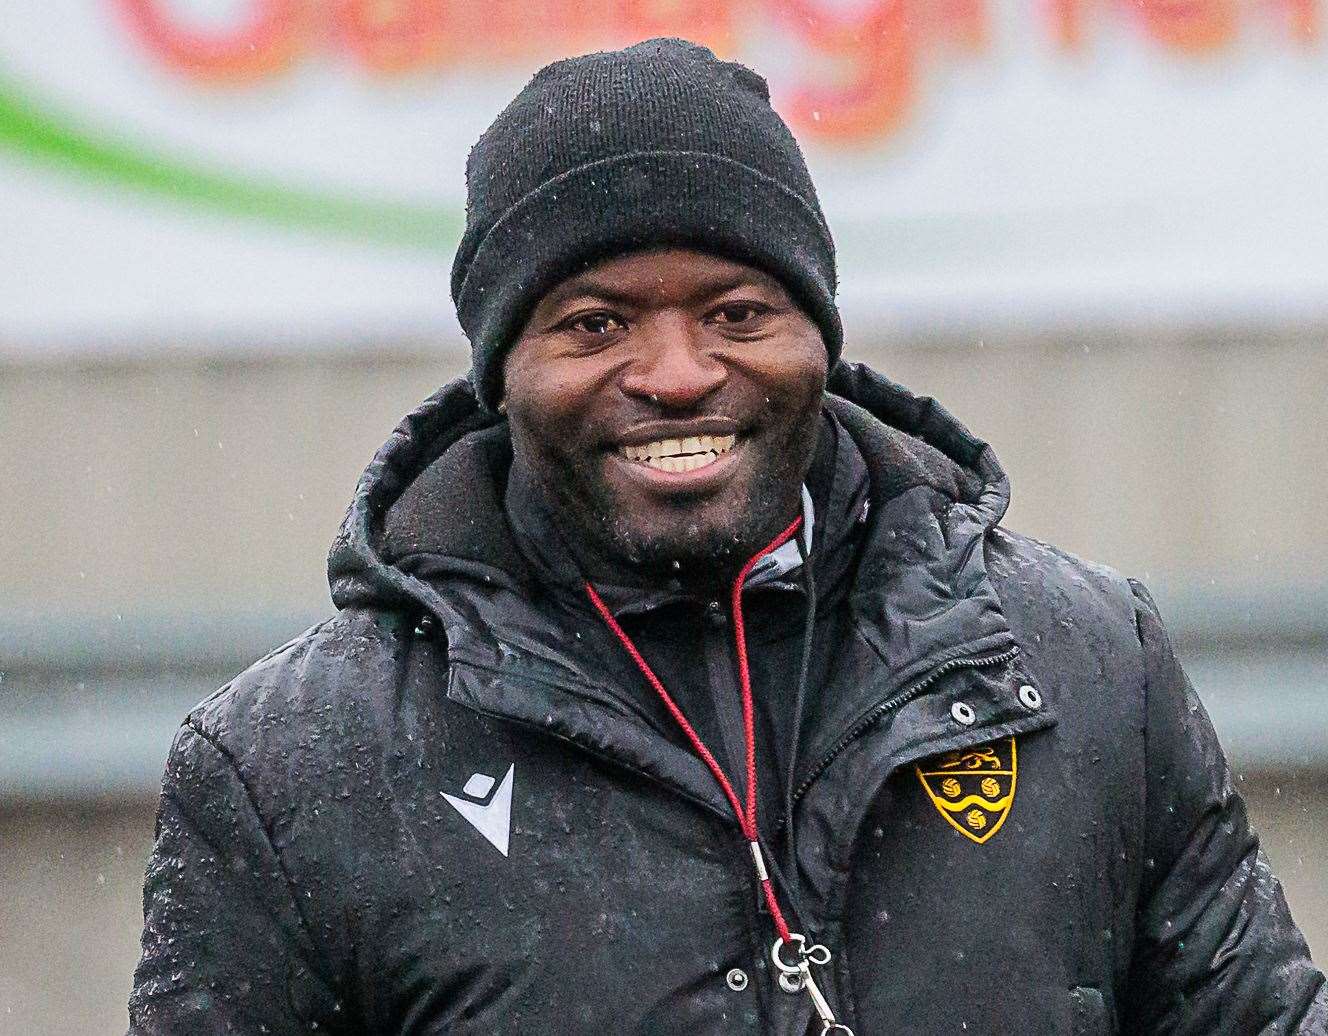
left=128, top=38, right=1324, bottom=1036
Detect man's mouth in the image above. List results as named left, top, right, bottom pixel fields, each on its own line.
left=619, top=434, right=737, bottom=473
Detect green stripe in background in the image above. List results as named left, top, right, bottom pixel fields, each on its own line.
left=0, top=74, right=460, bottom=252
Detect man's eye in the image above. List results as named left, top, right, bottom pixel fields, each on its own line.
left=568, top=312, right=625, bottom=335
left=711, top=303, right=766, bottom=324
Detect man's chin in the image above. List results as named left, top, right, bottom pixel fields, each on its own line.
left=548, top=456, right=805, bottom=581
left=615, top=526, right=747, bottom=579
left=607, top=499, right=786, bottom=578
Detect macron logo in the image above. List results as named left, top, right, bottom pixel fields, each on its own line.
left=442, top=764, right=514, bottom=857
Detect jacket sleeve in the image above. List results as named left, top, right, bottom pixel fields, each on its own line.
left=1121, top=581, right=1327, bottom=1034
left=127, top=721, right=345, bottom=1035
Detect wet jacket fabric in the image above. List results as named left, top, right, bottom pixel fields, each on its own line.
left=128, top=363, right=1326, bottom=1035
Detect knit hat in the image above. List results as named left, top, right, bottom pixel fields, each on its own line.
left=450, top=37, right=842, bottom=411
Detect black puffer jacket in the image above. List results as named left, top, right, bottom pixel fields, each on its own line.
left=128, top=364, right=1326, bottom=1035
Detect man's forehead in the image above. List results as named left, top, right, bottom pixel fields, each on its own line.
left=539, top=249, right=783, bottom=310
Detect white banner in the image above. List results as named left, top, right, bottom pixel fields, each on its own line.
left=2, top=0, right=1326, bottom=354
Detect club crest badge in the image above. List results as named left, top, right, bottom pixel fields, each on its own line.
left=915, top=738, right=1017, bottom=844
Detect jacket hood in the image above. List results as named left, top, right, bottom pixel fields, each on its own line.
left=327, top=360, right=1011, bottom=626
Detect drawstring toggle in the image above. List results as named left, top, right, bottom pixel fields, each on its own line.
left=749, top=841, right=769, bottom=881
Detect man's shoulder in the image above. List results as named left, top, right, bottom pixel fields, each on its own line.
left=989, top=526, right=1138, bottom=612
left=183, top=606, right=419, bottom=761
left=986, top=526, right=1148, bottom=674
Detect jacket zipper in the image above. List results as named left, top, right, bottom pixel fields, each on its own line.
left=789, top=645, right=1021, bottom=805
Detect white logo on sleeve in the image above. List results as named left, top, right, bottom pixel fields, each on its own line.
left=442, top=764, right=514, bottom=857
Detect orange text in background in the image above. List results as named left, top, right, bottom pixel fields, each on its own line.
left=112, top=0, right=1322, bottom=144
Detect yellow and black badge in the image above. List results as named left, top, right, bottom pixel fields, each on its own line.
left=915, top=738, right=1017, bottom=844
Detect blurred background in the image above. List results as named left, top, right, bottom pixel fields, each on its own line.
left=1, top=1, right=1325, bottom=1033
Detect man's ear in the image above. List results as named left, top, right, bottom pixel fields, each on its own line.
left=497, top=398, right=508, bottom=415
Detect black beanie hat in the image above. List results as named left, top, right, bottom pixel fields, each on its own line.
left=450, top=37, right=841, bottom=411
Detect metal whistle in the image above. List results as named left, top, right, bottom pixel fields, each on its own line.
left=770, top=935, right=854, bottom=1036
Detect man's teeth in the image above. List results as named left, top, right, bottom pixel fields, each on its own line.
left=621, top=434, right=737, bottom=472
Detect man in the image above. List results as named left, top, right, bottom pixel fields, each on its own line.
left=128, top=38, right=1324, bottom=1035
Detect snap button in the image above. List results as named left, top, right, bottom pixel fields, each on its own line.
left=704, top=600, right=727, bottom=629
left=726, top=968, right=749, bottom=992
left=1018, top=684, right=1042, bottom=710
left=950, top=701, right=976, bottom=725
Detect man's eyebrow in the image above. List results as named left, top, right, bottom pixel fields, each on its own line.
left=542, top=278, right=640, bottom=309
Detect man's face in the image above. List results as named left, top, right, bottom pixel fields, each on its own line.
left=503, top=247, right=828, bottom=580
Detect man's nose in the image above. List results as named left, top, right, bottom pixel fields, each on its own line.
left=619, top=317, right=727, bottom=409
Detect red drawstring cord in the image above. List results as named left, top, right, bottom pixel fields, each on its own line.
left=584, top=514, right=804, bottom=945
